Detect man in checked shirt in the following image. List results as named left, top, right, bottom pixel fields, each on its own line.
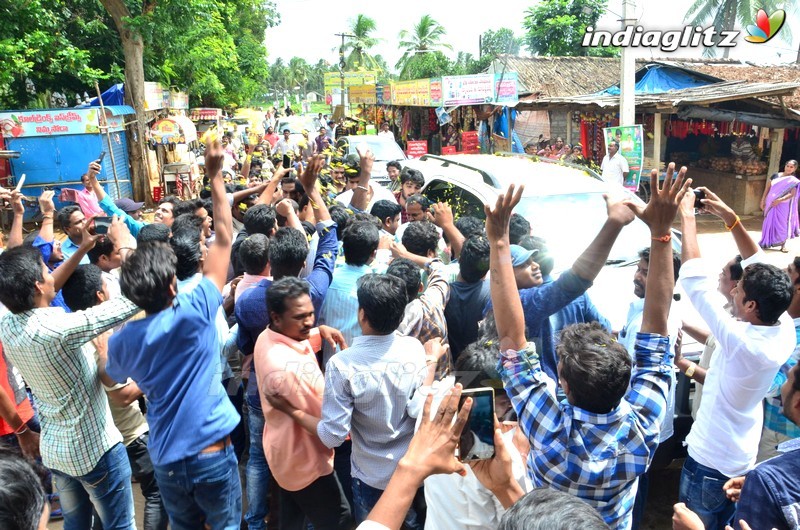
left=488, top=165, right=683, bottom=529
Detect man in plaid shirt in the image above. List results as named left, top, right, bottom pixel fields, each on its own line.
left=487, top=166, right=685, bottom=529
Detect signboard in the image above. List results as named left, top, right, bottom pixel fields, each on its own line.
left=0, top=109, right=103, bottom=138
left=348, top=85, right=377, bottom=105
left=144, top=82, right=165, bottom=110
left=493, top=72, right=519, bottom=105
left=442, top=74, right=494, bottom=106
left=603, top=125, right=644, bottom=191
left=376, top=84, right=388, bottom=105
left=406, top=140, right=428, bottom=159
left=391, top=79, right=431, bottom=106
left=429, top=79, right=442, bottom=106
left=323, top=71, right=377, bottom=97
left=169, top=91, right=190, bottom=109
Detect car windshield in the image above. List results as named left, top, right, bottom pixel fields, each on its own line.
left=514, top=193, right=652, bottom=270
left=345, top=139, right=404, bottom=161
left=276, top=119, right=315, bottom=134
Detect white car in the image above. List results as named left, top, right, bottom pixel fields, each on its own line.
left=336, top=135, right=407, bottom=185
left=275, top=116, right=318, bottom=147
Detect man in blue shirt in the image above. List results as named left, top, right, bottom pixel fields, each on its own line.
left=56, top=205, right=90, bottom=264
left=104, top=140, right=242, bottom=530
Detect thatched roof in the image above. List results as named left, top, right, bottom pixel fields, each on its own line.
left=650, top=59, right=800, bottom=108
left=489, top=55, right=621, bottom=97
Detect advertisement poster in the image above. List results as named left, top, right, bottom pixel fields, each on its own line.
left=406, top=140, right=428, bottom=158
left=391, top=79, right=431, bottom=106
left=603, top=125, right=644, bottom=191
left=442, top=74, right=494, bottom=106
left=144, top=82, right=166, bottom=110
left=429, top=79, right=442, bottom=106
left=493, top=72, right=519, bottom=105
left=323, top=71, right=377, bottom=97
left=348, top=85, right=377, bottom=105
left=0, top=109, right=101, bottom=138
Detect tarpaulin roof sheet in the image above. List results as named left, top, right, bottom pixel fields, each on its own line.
left=601, top=65, right=715, bottom=95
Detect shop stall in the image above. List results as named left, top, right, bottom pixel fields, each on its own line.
left=149, top=115, right=199, bottom=199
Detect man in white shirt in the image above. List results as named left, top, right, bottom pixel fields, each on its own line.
left=601, top=140, right=629, bottom=187
left=274, top=129, right=298, bottom=168
left=335, top=150, right=397, bottom=212
left=676, top=179, right=795, bottom=529
left=378, top=122, right=395, bottom=141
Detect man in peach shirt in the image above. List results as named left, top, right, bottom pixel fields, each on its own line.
left=254, top=277, right=352, bottom=530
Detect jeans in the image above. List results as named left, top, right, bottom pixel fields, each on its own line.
left=52, top=442, right=135, bottom=530
left=352, top=478, right=423, bottom=530
left=333, top=438, right=354, bottom=514
left=278, top=472, right=352, bottom=530
left=127, top=434, right=168, bottom=530
left=245, top=397, right=271, bottom=530
left=223, top=376, right=247, bottom=462
left=679, top=455, right=735, bottom=530
left=154, top=441, right=242, bottom=530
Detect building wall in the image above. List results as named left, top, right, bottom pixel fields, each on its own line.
left=549, top=110, right=569, bottom=143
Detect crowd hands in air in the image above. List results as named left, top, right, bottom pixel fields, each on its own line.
left=0, top=138, right=798, bottom=530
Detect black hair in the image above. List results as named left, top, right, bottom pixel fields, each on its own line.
left=386, top=258, right=421, bottom=304
left=741, top=263, right=793, bottom=325
left=173, top=199, right=203, bottom=218
left=137, top=223, right=171, bottom=245
left=342, top=221, right=379, bottom=266
left=794, top=256, right=800, bottom=285
left=729, top=254, right=744, bottom=282
left=405, top=194, right=431, bottom=211
left=454, top=340, right=500, bottom=389
left=498, top=488, right=610, bottom=530
left=243, top=204, right=277, bottom=236
left=352, top=212, right=382, bottom=231
left=329, top=205, right=352, bottom=241
left=557, top=322, right=632, bottom=413
left=239, top=234, right=270, bottom=276
left=170, top=231, right=202, bottom=281
left=0, top=246, right=45, bottom=314
left=356, top=274, right=407, bottom=334
left=386, top=161, right=401, bottom=171
left=171, top=213, right=204, bottom=239
left=454, top=216, right=485, bottom=239
left=267, top=276, right=310, bottom=316
left=120, top=242, right=178, bottom=314
left=275, top=199, right=300, bottom=227
left=62, top=264, right=104, bottom=312
left=459, top=235, right=490, bottom=283
left=518, top=235, right=554, bottom=277
left=269, top=227, right=309, bottom=279
left=300, top=220, right=316, bottom=238
left=609, top=140, right=620, bottom=149
left=87, top=237, right=115, bottom=265
left=370, top=200, right=402, bottom=225
left=159, top=195, right=181, bottom=210
left=509, top=213, right=531, bottom=245
left=0, top=448, right=47, bottom=530
left=401, top=221, right=438, bottom=257
left=400, top=168, right=425, bottom=188
left=56, top=205, right=81, bottom=231
left=638, top=247, right=682, bottom=284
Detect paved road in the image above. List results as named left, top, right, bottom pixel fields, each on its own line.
left=49, top=213, right=796, bottom=530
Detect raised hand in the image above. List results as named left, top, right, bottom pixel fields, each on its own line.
left=469, top=424, right=522, bottom=508
left=205, top=134, right=225, bottom=178
left=299, top=155, right=324, bottom=191
left=275, top=199, right=294, bottom=218
left=624, top=163, right=691, bottom=236
left=10, top=190, right=24, bottom=216
left=38, top=190, right=55, bottom=216
left=356, top=145, right=375, bottom=176
left=431, top=202, right=454, bottom=228
left=87, top=161, right=101, bottom=180
left=484, top=184, right=524, bottom=244
left=107, top=215, right=131, bottom=246
left=696, top=186, right=737, bottom=226
left=79, top=218, right=103, bottom=251
left=605, top=194, right=636, bottom=227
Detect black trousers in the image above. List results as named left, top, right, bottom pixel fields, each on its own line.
left=278, top=472, right=353, bottom=530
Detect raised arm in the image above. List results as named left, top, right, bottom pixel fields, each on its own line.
left=571, top=195, right=635, bottom=282
left=6, top=190, right=26, bottom=249
left=697, top=186, right=760, bottom=260
left=51, top=224, right=101, bottom=292
left=626, top=164, right=690, bottom=336
left=431, top=202, right=464, bottom=260
left=204, top=137, right=233, bottom=291
left=257, top=166, right=290, bottom=206
left=350, top=146, right=374, bottom=212
left=37, top=191, right=56, bottom=244
left=298, top=155, right=331, bottom=223
left=485, top=184, right=526, bottom=351
left=87, top=161, right=144, bottom=236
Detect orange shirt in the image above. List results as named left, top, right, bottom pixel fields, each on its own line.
left=0, top=343, right=34, bottom=436
left=254, top=327, right=333, bottom=491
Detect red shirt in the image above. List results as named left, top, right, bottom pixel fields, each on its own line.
left=0, top=343, right=33, bottom=436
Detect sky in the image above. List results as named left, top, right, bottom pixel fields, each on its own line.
left=265, top=0, right=799, bottom=69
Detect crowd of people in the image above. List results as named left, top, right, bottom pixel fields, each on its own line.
left=0, top=131, right=798, bottom=530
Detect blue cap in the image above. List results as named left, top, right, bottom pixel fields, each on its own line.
left=510, top=245, right=538, bottom=267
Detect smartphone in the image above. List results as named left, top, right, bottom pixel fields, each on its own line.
left=457, top=387, right=496, bottom=462
left=14, top=174, right=25, bottom=192
left=97, top=151, right=106, bottom=164
left=693, top=189, right=706, bottom=208
left=94, top=216, right=113, bottom=235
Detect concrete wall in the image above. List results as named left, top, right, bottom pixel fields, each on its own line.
left=548, top=110, right=570, bottom=143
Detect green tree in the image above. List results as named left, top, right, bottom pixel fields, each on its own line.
left=288, top=57, right=311, bottom=100
left=684, top=0, right=789, bottom=58
left=343, top=14, right=383, bottom=71
left=396, top=15, right=453, bottom=78
left=399, top=51, right=453, bottom=80
left=480, top=28, right=523, bottom=57
left=523, top=0, right=619, bottom=57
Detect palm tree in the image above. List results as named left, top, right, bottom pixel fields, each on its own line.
left=684, top=0, right=789, bottom=58
left=395, top=15, right=453, bottom=78
left=288, top=57, right=311, bottom=99
left=343, top=14, right=382, bottom=71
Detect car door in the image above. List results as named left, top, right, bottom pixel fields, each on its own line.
left=423, top=178, right=488, bottom=219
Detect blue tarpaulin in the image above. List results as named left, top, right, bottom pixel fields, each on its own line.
left=600, top=65, right=714, bottom=96
left=81, top=84, right=125, bottom=107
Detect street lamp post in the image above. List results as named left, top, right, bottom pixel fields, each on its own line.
left=335, top=33, right=355, bottom=113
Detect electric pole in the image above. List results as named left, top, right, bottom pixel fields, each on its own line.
left=335, top=33, right=355, bottom=114
left=619, top=0, right=636, bottom=126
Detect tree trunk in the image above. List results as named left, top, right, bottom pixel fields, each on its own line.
left=99, top=0, right=153, bottom=206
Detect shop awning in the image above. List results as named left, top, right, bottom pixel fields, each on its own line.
left=677, top=105, right=800, bottom=129
left=190, top=108, right=222, bottom=121
left=102, top=105, right=135, bottom=116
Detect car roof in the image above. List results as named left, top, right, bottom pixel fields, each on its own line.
left=405, top=154, right=611, bottom=197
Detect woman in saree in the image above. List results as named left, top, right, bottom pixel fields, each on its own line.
left=760, top=159, right=800, bottom=252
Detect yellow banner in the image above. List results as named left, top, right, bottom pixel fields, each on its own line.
left=391, top=79, right=432, bottom=107
left=349, top=85, right=377, bottom=105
